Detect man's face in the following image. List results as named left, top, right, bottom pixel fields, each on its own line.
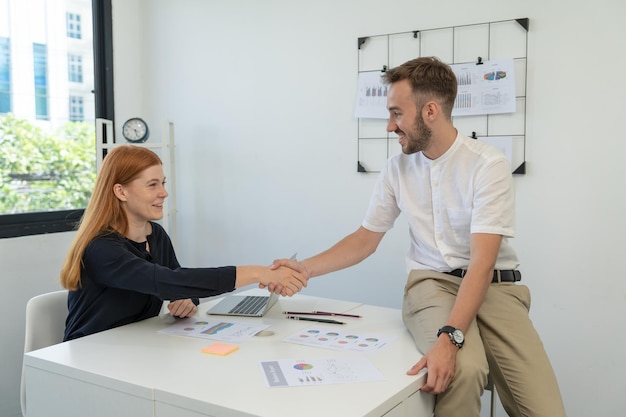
left=386, top=79, right=432, bottom=155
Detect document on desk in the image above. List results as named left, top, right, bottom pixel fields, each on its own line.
left=259, top=357, right=384, bottom=387
left=158, top=317, right=270, bottom=342
left=281, top=326, right=397, bottom=352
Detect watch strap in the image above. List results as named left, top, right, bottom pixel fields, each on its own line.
left=437, top=325, right=464, bottom=348
left=437, top=325, right=456, bottom=337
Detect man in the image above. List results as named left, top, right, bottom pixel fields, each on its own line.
left=273, top=57, right=566, bottom=417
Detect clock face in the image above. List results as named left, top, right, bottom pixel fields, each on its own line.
left=122, top=118, right=150, bottom=143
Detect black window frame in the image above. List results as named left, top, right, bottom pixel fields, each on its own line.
left=0, top=0, right=114, bottom=239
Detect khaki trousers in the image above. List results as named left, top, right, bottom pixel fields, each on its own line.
left=402, top=270, right=566, bottom=417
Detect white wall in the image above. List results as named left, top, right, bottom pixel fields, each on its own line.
left=0, top=232, right=72, bottom=417
left=2, top=0, right=625, bottom=416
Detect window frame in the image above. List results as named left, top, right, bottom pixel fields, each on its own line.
left=0, top=0, right=114, bottom=239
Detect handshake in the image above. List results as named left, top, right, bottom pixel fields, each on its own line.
left=258, top=256, right=310, bottom=297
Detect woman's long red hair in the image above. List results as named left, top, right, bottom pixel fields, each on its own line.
left=60, top=145, right=162, bottom=290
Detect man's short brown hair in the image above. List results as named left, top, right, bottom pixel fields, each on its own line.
left=382, top=57, right=457, bottom=118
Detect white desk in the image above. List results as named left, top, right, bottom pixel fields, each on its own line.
left=24, top=291, right=434, bottom=417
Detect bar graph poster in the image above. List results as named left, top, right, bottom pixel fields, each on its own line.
left=354, top=70, right=389, bottom=119
left=451, top=58, right=516, bottom=117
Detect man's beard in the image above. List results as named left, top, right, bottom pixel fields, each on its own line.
left=401, top=112, right=432, bottom=155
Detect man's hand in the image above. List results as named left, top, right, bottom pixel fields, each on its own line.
left=260, top=258, right=310, bottom=294
left=407, top=335, right=458, bottom=394
left=258, top=264, right=308, bottom=296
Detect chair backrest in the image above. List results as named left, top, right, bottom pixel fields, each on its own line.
left=21, top=289, right=69, bottom=416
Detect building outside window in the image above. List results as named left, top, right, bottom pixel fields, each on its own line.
left=69, top=95, right=84, bottom=121
left=33, top=42, right=48, bottom=120
left=0, top=36, right=10, bottom=114
left=66, top=12, right=82, bottom=39
left=0, top=0, right=98, bottom=226
left=68, top=53, right=83, bottom=83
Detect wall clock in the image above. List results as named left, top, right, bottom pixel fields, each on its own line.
left=122, top=117, right=150, bottom=143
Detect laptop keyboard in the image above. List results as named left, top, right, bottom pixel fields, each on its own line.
left=229, top=296, right=268, bottom=315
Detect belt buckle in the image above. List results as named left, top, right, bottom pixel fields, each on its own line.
left=494, top=270, right=502, bottom=283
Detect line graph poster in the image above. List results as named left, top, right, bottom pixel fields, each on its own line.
left=451, top=58, right=516, bottom=117
left=260, top=357, right=384, bottom=387
left=158, top=317, right=269, bottom=342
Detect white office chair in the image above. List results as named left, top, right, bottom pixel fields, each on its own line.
left=21, top=290, right=69, bottom=417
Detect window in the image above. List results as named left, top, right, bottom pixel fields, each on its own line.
left=33, top=43, right=49, bottom=120
left=0, top=37, right=10, bottom=114
left=69, top=95, right=84, bottom=121
left=0, top=0, right=114, bottom=238
left=68, top=54, right=83, bottom=83
left=66, top=12, right=82, bottom=39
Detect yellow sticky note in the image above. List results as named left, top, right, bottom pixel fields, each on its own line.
left=201, top=342, right=239, bottom=356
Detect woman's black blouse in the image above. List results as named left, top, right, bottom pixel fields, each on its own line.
left=64, top=222, right=236, bottom=341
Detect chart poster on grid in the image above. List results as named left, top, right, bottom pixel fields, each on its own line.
left=354, top=70, right=388, bottom=119
left=259, top=357, right=384, bottom=387
left=451, top=58, right=516, bottom=117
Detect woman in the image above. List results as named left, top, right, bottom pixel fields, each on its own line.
left=60, top=145, right=305, bottom=341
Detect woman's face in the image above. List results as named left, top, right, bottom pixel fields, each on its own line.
left=115, top=164, right=168, bottom=224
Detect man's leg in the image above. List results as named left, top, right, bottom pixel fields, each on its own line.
left=477, top=283, right=567, bottom=417
left=402, top=270, right=489, bottom=417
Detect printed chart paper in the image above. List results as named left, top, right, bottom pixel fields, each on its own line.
left=260, top=357, right=384, bottom=387
left=478, top=136, right=514, bottom=165
left=282, top=326, right=396, bottom=352
left=451, top=58, right=516, bottom=117
left=158, top=317, right=269, bottom=342
left=354, top=71, right=389, bottom=119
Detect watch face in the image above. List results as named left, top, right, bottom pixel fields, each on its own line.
left=452, top=329, right=464, bottom=344
left=122, top=118, right=149, bottom=143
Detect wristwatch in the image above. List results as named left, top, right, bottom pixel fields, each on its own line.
left=437, top=325, right=465, bottom=348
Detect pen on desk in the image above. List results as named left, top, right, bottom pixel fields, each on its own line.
left=285, top=315, right=346, bottom=325
left=282, top=311, right=362, bottom=318
left=314, top=311, right=362, bottom=318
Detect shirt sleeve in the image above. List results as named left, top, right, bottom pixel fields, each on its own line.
left=470, top=157, right=516, bottom=238
left=148, top=222, right=198, bottom=304
left=362, top=166, right=402, bottom=232
left=83, top=236, right=236, bottom=301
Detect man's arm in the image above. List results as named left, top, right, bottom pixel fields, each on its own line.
left=444, top=232, right=503, bottom=333
left=270, top=226, right=385, bottom=282
left=407, top=232, right=502, bottom=394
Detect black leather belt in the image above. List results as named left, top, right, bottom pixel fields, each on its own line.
left=447, top=269, right=521, bottom=283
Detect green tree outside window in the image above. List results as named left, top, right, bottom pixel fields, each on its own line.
left=0, top=114, right=95, bottom=214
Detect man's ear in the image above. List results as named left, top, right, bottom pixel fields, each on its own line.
left=113, top=184, right=127, bottom=201
left=422, top=100, right=440, bottom=121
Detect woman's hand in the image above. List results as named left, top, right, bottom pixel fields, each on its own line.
left=168, top=299, right=198, bottom=318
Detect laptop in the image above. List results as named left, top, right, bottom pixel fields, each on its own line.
left=206, top=253, right=296, bottom=317
left=206, top=292, right=279, bottom=317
